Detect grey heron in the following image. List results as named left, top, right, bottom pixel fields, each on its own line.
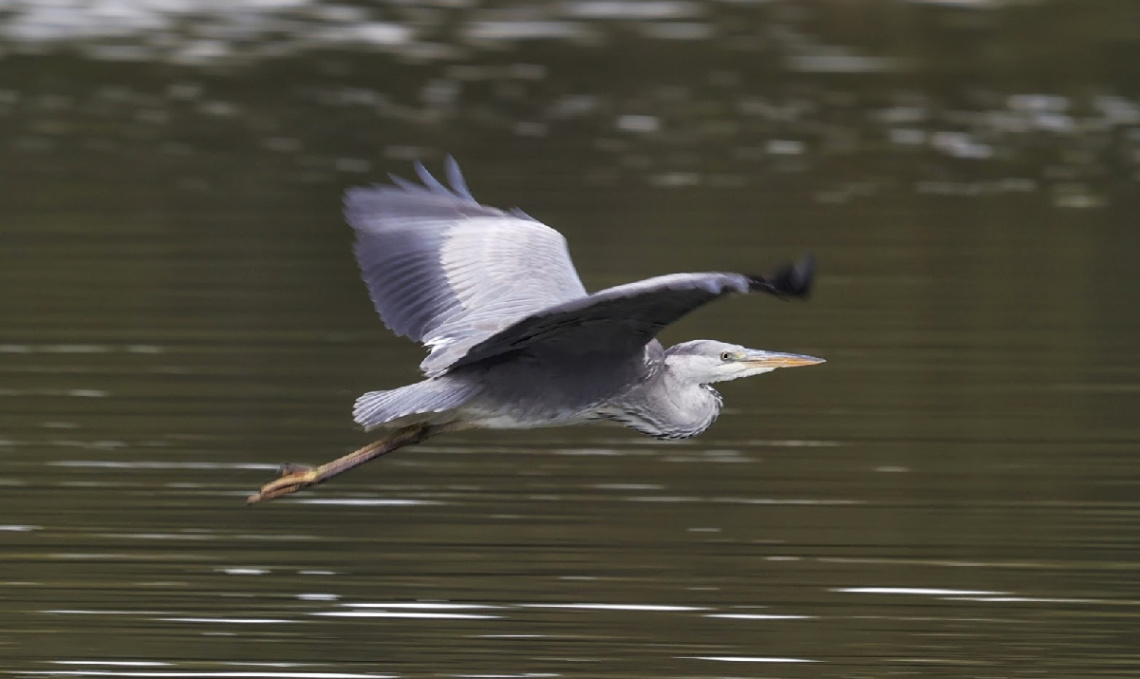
left=248, top=158, right=823, bottom=504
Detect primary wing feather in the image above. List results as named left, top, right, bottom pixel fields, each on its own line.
left=345, top=158, right=588, bottom=376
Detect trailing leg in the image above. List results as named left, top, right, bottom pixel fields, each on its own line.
left=246, top=423, right=440, bottom=505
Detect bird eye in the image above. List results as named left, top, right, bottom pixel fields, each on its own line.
left=720, top=351, right=733, bottom=361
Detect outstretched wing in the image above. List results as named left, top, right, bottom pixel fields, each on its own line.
left=445, top=255, right=815, bottom=371
left=345, top=158, right=589, bottom=377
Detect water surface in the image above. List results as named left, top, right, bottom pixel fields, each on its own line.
left=2, top=2, right=1139, bottom=677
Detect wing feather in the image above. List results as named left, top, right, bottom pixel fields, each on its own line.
left=445, top=256, right=815, bottom=371
left=344, top=159, right=589, bottom=376
left=346, top=158, right=813, bottom=378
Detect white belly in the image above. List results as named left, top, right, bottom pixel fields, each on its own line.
left=457, top=407, right=596, bottom=430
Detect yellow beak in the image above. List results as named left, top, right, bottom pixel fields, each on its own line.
left=742, top=351, right=826, bottom=369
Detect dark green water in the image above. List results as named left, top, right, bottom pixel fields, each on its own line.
left=2, top=2, right=1139, bottom=677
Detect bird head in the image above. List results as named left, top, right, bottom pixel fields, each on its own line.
left=664, top=339, right=824, bottom=385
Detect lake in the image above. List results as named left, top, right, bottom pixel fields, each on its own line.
left=1, top=1, right=1139, bottom=677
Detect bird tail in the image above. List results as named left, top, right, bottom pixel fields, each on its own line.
left=352, top=378, right=480, bottom=432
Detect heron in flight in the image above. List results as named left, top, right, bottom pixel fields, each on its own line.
left=248, top=158, right=823, bottom=504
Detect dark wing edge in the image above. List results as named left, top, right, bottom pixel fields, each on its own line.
left=443, top=254, right=816, bottom=372
left=748, top=252, right=815, bottom=299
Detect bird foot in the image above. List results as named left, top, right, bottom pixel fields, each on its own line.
left=246, top=463, right=321, bottom=505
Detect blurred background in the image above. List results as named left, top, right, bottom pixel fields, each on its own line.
left=1, top=1, right=1138, bottom=677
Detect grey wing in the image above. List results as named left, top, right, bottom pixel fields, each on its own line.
left=345, top=157, right=589, bottom=377
left=446, top=255, right=815, bottom=370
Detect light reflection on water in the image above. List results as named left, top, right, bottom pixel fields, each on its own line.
left=10, top=430, right=1136, bottom=676
left=30, top=672, right=395, bottom=679
left=685, top=656, right=817, bottom=663
left=0, top=4, right=1137, bottom=205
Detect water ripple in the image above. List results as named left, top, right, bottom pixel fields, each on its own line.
left=517, top=603, right=706, bottom=612
left=682, top=656, right=817, bottom=663
left=26, top=673, right=393, bottom=679
left=313, top=611, right=498, bottom=620
left=292, top=498, right=444, bottom=506
left=834, top=587, right=1008, bottom=596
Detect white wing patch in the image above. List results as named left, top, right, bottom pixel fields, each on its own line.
left=345, top=161, right=589, bottom=376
